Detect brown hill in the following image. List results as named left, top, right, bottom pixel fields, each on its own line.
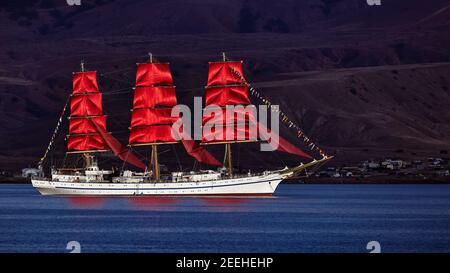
left=0, top=0, right=450, bottom=171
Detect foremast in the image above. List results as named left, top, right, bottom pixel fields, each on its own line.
left=201, top=53, right=332, bottom=178
left=201, top=52, right=256, bottom=177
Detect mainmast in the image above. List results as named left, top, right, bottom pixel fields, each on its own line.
left=80, top=60, right=92, bottom=168
left=201, top=53, right=255, bottom=177
left=147, top=53, right=160, bottom=181
left=222, top=52, right=233, bottom=177
left=129, top=53, right=178, bottom=181
left=224, top=139, right=233, bottom=177
left=67, top=60, right=109, bottom=168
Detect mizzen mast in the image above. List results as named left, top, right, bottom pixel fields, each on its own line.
left=67, top=60, right=110, bottom=168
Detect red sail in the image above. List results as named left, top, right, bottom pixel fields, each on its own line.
left=205, top=85, right=251, bottom=106
left=131, top=108, right=177, bottom=127
left=202, top=60, right=253, bottom=144
left=202, top=106, right=257, bottom=144
left=207, top=61, right=245, bottom=86
left=91, top=120, right=145, bottom=170
left=202, top=125, right=257, bottom=143
left=171, top=126, right=223, bottom=167
left=130, top=59, right=222, bottom=166
left=72, top=71, right=99, bottom=94
left=68, top=71, right=108, bottom=152
left=68, top=70, right=145, bottom=168
left=202, top=107, right=256, bottom=126
left=70, top=93, right=103, bottom=117
left=69, top=116, right=106, bottom=134
left=181, top=140, right=222, bottom=166
left=202, top=58, right=312, bottom=159
left=130, top=62, right=179, bottom=145
left=258, top=123, right=312, bottom=159
left=135, top=63, right=173, bottom=87
left=67, top=134, right=106, bottom=151
left=129, top=125, right=176, bottom=144
left=276, top=137, right=312, bottom=159
left=133, top=86, right=177, bottom=108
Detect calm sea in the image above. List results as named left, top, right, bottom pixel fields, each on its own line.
left=0, top=183, right=449, bottom=253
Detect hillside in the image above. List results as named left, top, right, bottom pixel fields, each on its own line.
left=1, top=0, right=450, bottom=171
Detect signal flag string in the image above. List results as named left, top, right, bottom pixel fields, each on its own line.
left=229, top=67, right=328, bottom=159
left=38, top=95, right=71, bottom=166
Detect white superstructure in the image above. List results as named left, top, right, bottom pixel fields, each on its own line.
left=32, top=170, right=285, bottom=196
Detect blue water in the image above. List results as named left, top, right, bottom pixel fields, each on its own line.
left=0, top=184, right=449, bottom=253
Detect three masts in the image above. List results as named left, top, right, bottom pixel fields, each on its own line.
left=31, top=53, right=331, bottom=196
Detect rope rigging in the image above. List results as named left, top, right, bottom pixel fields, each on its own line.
left=37, top=56, right=328, bottom=171
left=38, top=95, right=71, bottom=166
left=228, top=66, right=329, bottom=159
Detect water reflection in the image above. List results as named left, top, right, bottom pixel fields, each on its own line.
left=199, top=197, right=252, bottom=212
left=128, top=197, right=179, bottom=210
left=65, top=197, right=106, bottom=209
left=64, top=194, right=268, bottom=212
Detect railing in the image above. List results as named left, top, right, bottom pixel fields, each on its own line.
left=37, top=170, right=282, bottom=184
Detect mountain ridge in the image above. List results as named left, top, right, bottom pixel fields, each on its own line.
left=1, top=0, right=450, bottom=170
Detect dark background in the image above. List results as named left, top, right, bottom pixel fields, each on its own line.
left=1, top=0, right=450, bottom=171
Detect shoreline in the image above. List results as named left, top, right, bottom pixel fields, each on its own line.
left=286, top=175, right=450, bottom=184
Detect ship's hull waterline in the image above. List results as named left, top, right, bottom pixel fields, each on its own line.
left=32, top=173, right=283, bottom=197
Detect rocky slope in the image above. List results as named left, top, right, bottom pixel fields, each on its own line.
left=0, top=0, right=450, bottom=170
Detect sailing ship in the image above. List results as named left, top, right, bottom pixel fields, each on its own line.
left=32, top=53, right=331, bottom=196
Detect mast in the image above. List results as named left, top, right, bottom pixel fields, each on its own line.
left=83, top=153, right=94, bottom=168
left=225, top=143, right=233, bottom=177
left=129, top=52, right=178, bottom=181
left=80, top=60, right=91, bottom=169
left=64, top=60, right=147, bottom=171
left=201, top=52, right=255, bottom=177
left=151, top=144, right=160, bottom=181
left=148, top=52, right=160, bottom=181
left=222, top=52, right=233, bottom=177
left=67, top=60, right=109, bottom=167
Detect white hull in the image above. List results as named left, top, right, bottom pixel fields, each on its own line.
left=32, top=173, right=283, bottom=196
